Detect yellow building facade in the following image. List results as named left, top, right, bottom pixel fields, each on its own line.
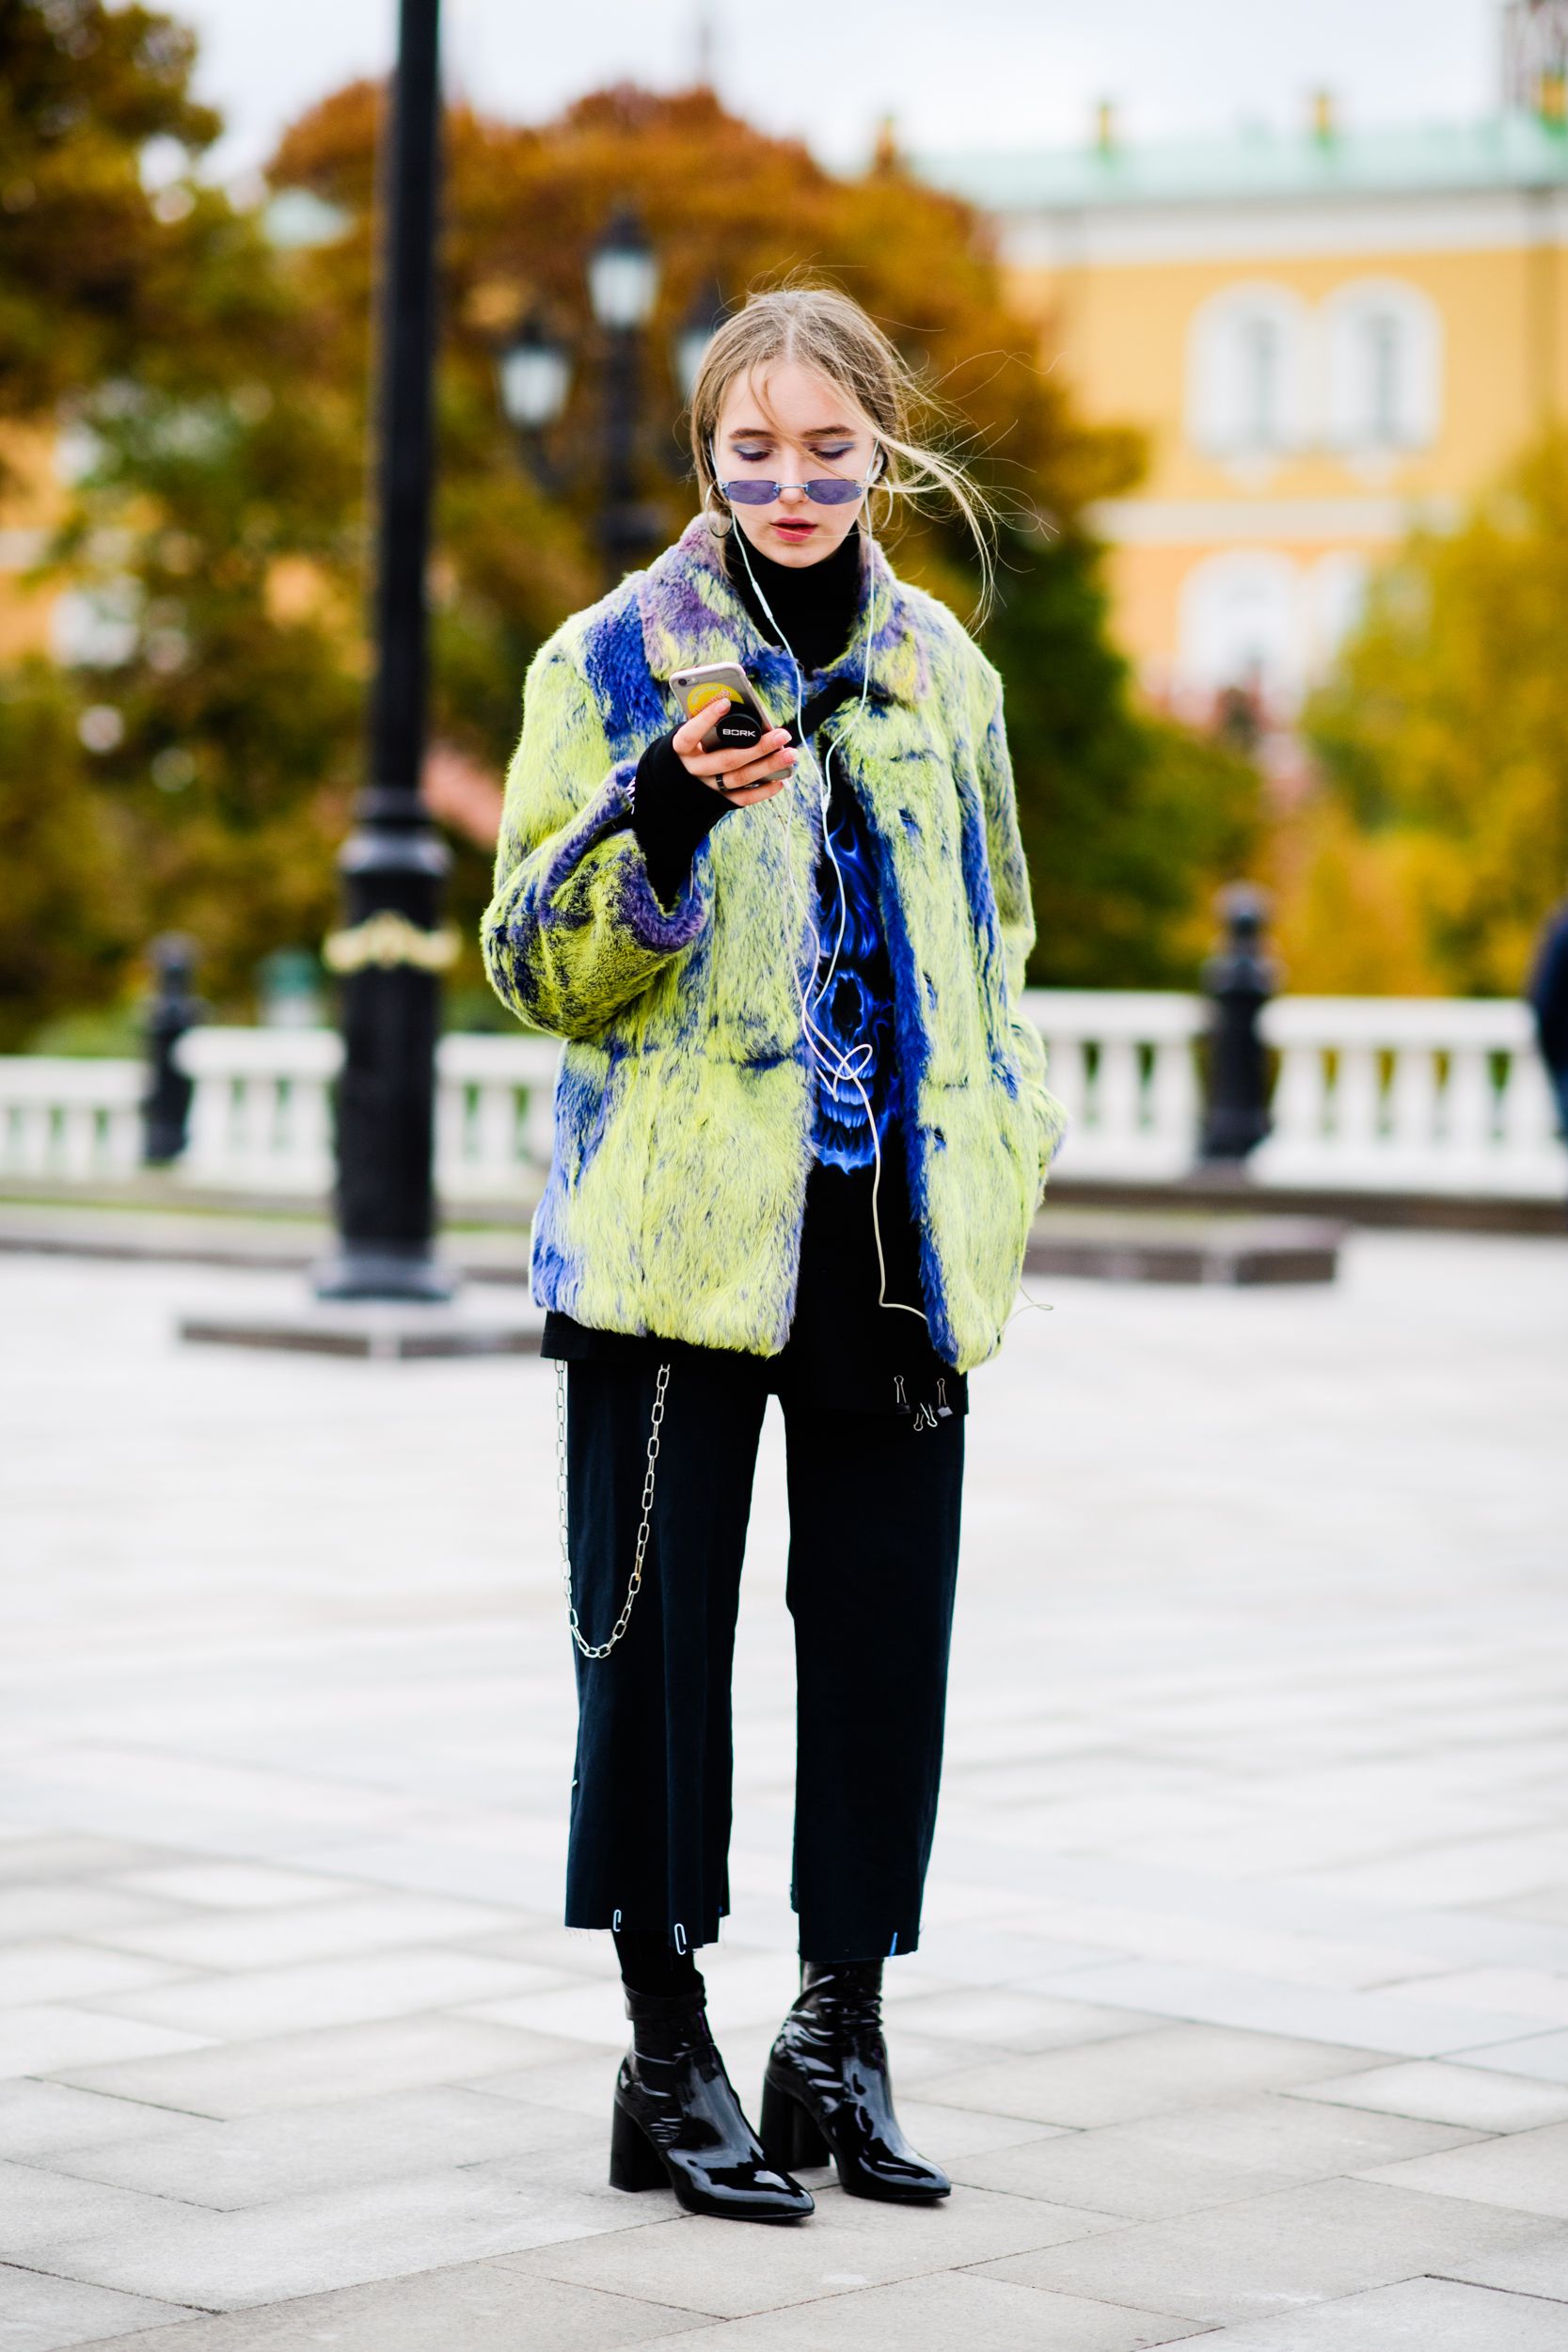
left=926, top=97, right=1568, bottom=723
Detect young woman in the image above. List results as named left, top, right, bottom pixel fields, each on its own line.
left=483, top=286, right=1064, bottom=2223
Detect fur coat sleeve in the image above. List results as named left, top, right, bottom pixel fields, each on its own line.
left=481, top=641, right=709, bottom=1040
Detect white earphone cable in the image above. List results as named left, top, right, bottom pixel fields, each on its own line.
left=724, top=480, right=927, bottom=1330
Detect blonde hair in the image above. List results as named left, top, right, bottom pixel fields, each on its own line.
left=688, top=284, right=999, bottom=618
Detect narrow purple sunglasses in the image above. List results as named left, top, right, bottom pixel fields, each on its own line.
left=719, top=473, right=869, bottom=507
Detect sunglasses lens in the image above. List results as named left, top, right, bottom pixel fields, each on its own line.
left=721, top=479, right=778, bottom=505
left=805, top=478, right=864, bottom=505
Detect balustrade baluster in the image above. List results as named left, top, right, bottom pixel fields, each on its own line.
left=1443, top=1045, right=1497, bottom=1157
left=1272, top=1039, right=1329, bottom=1153
left=1387, top=1043, right=1442, bottom=1157
left=1095, top=1037, right=1145, bottom=1161
left=1333, top=1044, right=1385, bottom=1154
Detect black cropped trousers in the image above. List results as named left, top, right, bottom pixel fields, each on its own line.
left=561, top=1350, right=964, bottom=1962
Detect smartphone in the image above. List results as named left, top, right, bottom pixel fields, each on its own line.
left=668, top=660, right=794, bottom=785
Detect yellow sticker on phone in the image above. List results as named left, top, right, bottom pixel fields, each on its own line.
left=684, top=683, right=732, bottom=716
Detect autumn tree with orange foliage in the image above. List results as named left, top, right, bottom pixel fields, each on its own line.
left=8, top=45, right=1259, bottom=1038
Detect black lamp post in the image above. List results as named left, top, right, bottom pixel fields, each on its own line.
left=496, top=310, right=572, bottom=485
left=587, top=206, right=663, bottom=589
left=314, top=0, right=452, bottom=1301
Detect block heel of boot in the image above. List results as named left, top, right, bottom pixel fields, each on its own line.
left=767, top=1963, right=951, bottom=2202
left=609, top=2096, right=668, bottom=2191
left=761, top=2072, right=831, bottom=2170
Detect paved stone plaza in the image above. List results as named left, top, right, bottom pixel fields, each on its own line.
left=3, top=1229, right=1568, bottom=2349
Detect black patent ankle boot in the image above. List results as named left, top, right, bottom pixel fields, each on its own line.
left=610, top=1981, right=815, bottom=2222
left=761, top=1959, right=950, bottom=2201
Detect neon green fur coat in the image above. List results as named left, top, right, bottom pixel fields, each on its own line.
left=481, top=515, right=1066, bottom=1373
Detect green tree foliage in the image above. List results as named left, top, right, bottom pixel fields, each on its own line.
left=1, top=0, right=365, bottom=1033
left=0, top=0, right=228, bottom=443
left=1303, top=431, right=1568, bottom=995
left=982, top=527, right=1259, bottom=985
left=0, top=660, right=136, bottom=1047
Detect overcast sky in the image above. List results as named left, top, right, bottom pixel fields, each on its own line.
left=177, top=0, right=1505, bottom=183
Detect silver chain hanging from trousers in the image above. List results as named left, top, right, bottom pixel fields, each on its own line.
left=555, top=1359, right=670, bottom=1659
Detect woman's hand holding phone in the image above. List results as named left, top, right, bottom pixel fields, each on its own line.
left=672, top=698, right=795, bottom=804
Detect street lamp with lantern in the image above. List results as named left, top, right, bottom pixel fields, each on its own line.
left=492, top=221, right=719, bottom=586
left=496, top=310, right=571, bottom=485
left=588, top=206, right=664, bottom=587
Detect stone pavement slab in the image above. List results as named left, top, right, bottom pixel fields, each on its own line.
left=3, top=1236, right=1568, bottom=2337
left=1462, top=2030, right=1568, bottom=2086
left=62, top=2261, right=711, bottom=2351
left=87, top=1947, right=548, bottom=2040
left=0, top=1836, right=185, bottom=1886
left=1393, top=1966, right=1568, bottom=2027
left=915, top=2024, right=1383, bottom=2127
left=8, top=2162, right=610, bottom=2311
left=627, top=2270, right=1210, bottom=2350
left=30, top=2083, right=599, bottom=2207
left=0, top=2264, right=196, bottom=2352
left=0, top=2008, right=213, bottom=2076
left=0, top=1942, right=187, bottom=2004
left=53, top=2014, right=592, bottom=2118
left=0, top=2081, right=202, bottom=2160
left=1441, top=2229, right=1568, bottom=2299
left=104, top=1863, right=370, bottom=1910
left=1288, top=2060, right=1568, bottom=2134
left=975, top=2178, right=1560, bottom=2326
left=502, top=2185, right=1125, bottom=2318
left=1184, top=2274, right=1568, bottom=2347
left=1027, top=1957, right=1557, bottom=2057
left=947, top=2090, right=1481, bottom=2218
left=90, top=1891, right=526, bottom=1972
left=1358, top=2120, right=1568, bottom=2219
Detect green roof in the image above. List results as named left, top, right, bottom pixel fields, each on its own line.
left=917, top=114, right=1568, bottom=214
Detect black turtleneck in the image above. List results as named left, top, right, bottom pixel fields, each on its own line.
left=724, top=525, right=862, bottom=675
left=629, top=527, right=863, bottom=906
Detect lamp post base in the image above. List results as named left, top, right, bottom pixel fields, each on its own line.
left=311, top=1244, right=457, bottom=1303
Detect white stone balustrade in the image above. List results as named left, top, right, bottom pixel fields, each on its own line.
left=1024, top=989, right=1206, bottom=1181
left=177, top=1026, right=341, bottom=1194
left=436, top=1031, right=561, bottom=1201
left=0, top=1057, right=144, bottom=1183
left=174, top=1028, right=562, bottom=1201
left=1, top=996, right=1563, bottom=1202
left=1254, top=994, right=1566, bottom=1197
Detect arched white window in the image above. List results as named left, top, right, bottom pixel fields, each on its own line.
left=1322, top=278, right=1442, bottom=455
left=1187, top=283, right=1312, bottom=463
left=1177, top=550, right=1306, bottom=707
left=1308, top=549, right=1372, bottom=675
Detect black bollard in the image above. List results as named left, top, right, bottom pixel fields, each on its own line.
left=1199, top=884, right=1276, bottom=1166
left=142, top=933, right=203, bottom=1166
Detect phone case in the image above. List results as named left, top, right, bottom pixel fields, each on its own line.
left=669, top=666, right=792, bottom=783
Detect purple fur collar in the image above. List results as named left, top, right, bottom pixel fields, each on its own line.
left=636, top=516, right=934, bottom=706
